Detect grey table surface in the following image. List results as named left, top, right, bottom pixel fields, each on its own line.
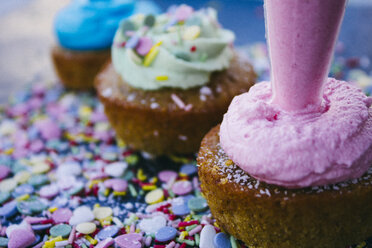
left=0, top=0, right=371, bottom=104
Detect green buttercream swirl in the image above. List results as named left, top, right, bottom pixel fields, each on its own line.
left=112, top=6, right=235, bottom=90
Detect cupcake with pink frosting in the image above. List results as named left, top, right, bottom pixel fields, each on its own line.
left=197, top=0, right=372, bottom=247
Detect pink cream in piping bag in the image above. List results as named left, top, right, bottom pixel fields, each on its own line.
left=220, top=0, right=372, bottom=188
left=267, top=0, right=346, bottom=112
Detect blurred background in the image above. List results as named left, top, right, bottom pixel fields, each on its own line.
left=0, top=0, right=371, bottom=103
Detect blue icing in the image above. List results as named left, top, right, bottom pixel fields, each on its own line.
left=54, top=0, right=160, bottom=50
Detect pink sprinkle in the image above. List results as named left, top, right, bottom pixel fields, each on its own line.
left=68, top=226, right=76, bottom=244
left=174, top=5, right=193, bottom=21
left=184, top=104, right=193, bottom=112
left=136, top=37, right=153, bottom=56
left=145, top=236, right=152, bottom=247
left=171, top=94, right=186, bottom=109
left=192, top=177, right=199, bottom=190
left=165, top=241, right=176, bottom=248
left=188, top=225, right=202, bottom=236
left=24, top=216, right=48, bottom=224
left=0, top=165, right=11, bottom=180
left=130, top=223, right=136, bottom=233
left=95, top=238, right=114, bottom=248
left=34, top=118, right=61, bottom=140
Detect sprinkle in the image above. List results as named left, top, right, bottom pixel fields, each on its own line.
left=145, top=189, right=164, bottom=205
left=190, top=46, right=197, bottom=52
left=156, top=75, right=169, bottom=81
left=171, top=94, right=186, bottom=109
left=143, top=41, right=163, bottom=67
left=183, top=26, right=201, bottom=40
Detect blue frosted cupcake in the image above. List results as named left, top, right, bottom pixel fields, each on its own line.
left=51, top=0, right=160, bottom=89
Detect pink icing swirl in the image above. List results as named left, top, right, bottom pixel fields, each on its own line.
left=220, top=78, right=372, bottom=188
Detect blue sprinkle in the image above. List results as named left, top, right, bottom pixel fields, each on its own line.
left=126, top=34, right=140, bottom=49
left=214, top=232, right=232, bottom=248
left=12, top=184, right=34, bottom=198
left=0, top=201, right=18, bottom=218
left=155, top=226, right=177, bottom=242
left=31, top=224, right=53, bottom=231
left=96, top=225, right=120, bottom=240
left=171, top=201, right=190, bottom=216
left=180, top=164, right=198, bottom=176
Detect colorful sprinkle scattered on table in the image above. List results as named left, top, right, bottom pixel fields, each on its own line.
left=0, top=43, right=371, bottom=248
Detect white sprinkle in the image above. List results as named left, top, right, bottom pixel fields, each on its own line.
left=102, top=88, right=112, bottom=97
left=127, top=94, right=136, bottom=102
left=150, top=102, right=159, bottom=109
left=171, top=94, right=186, bottom=109
left=200, top=86, right=212, bottom=95
left=178, top=135, right=188, bottom=141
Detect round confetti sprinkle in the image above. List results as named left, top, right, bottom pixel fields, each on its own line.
left=145, top=188, right=164, bottom=204
left=0, top=237, right=9, bottom=247
left=0, top=191, right=11, bottom=204
left=183, top=25, right=201, bottom=40
left=158, top=170, right=178, bottom=183
left=97, top=225, right=120, bottom=240
left=0, top=201, right=18, bottom=218
left=172, top=180, right=192, bottom=195
left=188, top=196, right=208, bottom=212
left=115, top=233, right=142, bottom=248
left=93, top=206, right=113, bottom=220
left=76, top=222, right=96, bottom=235
left=214, top=232, right=232, bottom=248
left=155, top=226, right=177, bottom=242
left=50, top=224, right=72, bottom=238
left=139, top=215, right=166, bottom=234
left=104, top=178, right=128, bottom=192
left=52, top=208, right=73, bottom=224
left=144, top=14, right=156, bottom=27
left=0, top=165, right=10, bottom=180
left=200, top=225, right=217, bottom=248
left=180, top=164, right=198, bottom=176
left=0, top=178, right=17, bottom=192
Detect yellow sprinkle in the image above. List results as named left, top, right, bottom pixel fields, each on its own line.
left=135, top=228, right=141, bottom=233
left=179, top=173, right=188, bottom=177
left=143, top=46, right=160, bottom=67
left=85, top=235, right=98, bottom=245
left=94, top=203, right=101, bottom=209
left=103, top=188, right=110, bottom=196
left=214, top=222, right=220, bottom=228
left=4, top=148, right=14, bottom=155
left=225, top=159, right=233, bottom=166
left=113, top=191, right=127, bottom=196
left=16, top=194, right=30, bottom=201
left=79, top=106, right=92, bottom=118
left=179, top=231, right=188, bottom=240
left=137, top=169, right=147, bottom=181
left=184, top=215, right=191, bottom=222
left=142, top=185, right=157, bottom=191
left=48, top=207, right=58, bottom=213
left=220, top=178, right=228, bottom=184
left=145, top=188, right=164, bottom=205
left=44, top=236, right=63, bottom=247
left=93, top=206, right=113, bottom=220
left=117, top=139, right=126, bottom=148
left=32, top=163, right=50, bottom=174
left=14, top=171, right=31, bottom=184
left=155, top=75, right=169, bottom=81
left=183, top=25, right=201, bottom=40
left=150, top=177, right=158, bottom=184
